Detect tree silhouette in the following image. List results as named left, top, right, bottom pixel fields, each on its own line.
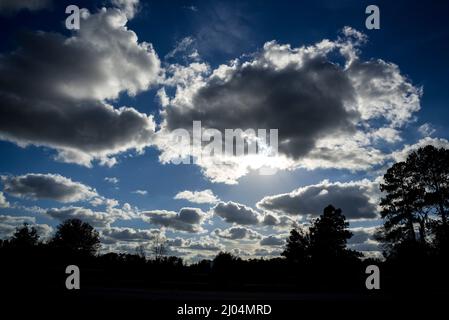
left=150, top=233, right=167, bottom=261
left=283, top=205, right=359, bottom=264
left=9, top=223, right=39, bottom=248
left=308, top=205, right=359, bottom=261
left=379, top=161, right=423, bottom=248
left=282, top=228, right=309, bottom=263
left=410, top=145, right=449, bottom=225
left=50, top=219, right=100, bottom=256
left=378, top=145, right=449, bottom=256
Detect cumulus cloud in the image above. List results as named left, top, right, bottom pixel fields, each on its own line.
left=213, top=226, right=261, bottom=240
left=348, top=226, right=381, bottom=254
left=0, top=215, right=52, bottom=239
left=257, top=179, right=379, bottom=220
left=156, top=27, right=421, bottom=184
left=260, top=235, right=285, bottom=246
left=213, top=201, right=261, bottom=225
left=1, top=173, right=98, bottom=202
left=390, top=137, right=449, bottom=163
left=254, top=247, right=283, bottom=257
left=174, top=189, right=219, bottom=204
left=101, top=226, right=160, bottom=244
left=186, top=237, right=223, bottom=251
left=0, top=2, right=160, bottom=166
left=0, top=192, right=9, bottom=208
left=141, top=207, right=207, bottom=233
left=261, top=213, right=298, bottom=229
left=45, top=206, right=117, bottom=227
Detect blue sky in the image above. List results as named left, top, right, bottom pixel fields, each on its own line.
left=1, top=0, right=448, bottom=261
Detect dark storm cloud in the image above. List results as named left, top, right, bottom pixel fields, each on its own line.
left=213, top=201, right=260, bottom=225
left=165, top=59, right=357, bottom=159
left=1, top=173, right=97, bottom=202
left=257, top=180, right=378, bottom=220
left=141, top=208, right=206, bottom=233
left=0, top=5, right=160, bottom=166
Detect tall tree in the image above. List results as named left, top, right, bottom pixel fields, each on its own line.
left=308, top=205, right=356, bottom=261
left=379, top=161, right=424, bottom=246
left=50, top=219, right=100, bottom=256
left=282, top=228, right=309, bottom=263
left=283, top=205, right=359, bottom=263
left=410, top=145, right=449, bottom=225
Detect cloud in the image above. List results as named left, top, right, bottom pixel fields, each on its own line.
left=348, top=226, right=380, bottom=253
left=1, top=173, right=98, bottom=203
left=418, top=123, right=436, bottom=137
left=260, top=235, right=285, bottom=246
left=157, top=27, right=421, bottom=184
left=111, top=0, right=140, bottom=18
left=0, top=0, right=51, bottom=15
left=257, top=179, right=379, bottom=220
left=254, top=247, right=283, bottom=257
left=0, top=192, right=9, bottom=208
left=104, top=177, right=119, bottom=184
left=186, top=237, right=223, bottom=251
left=45, top=206, right=117, bottom=227
left=0, top=2, right=160, bottom=166
left=165, top=37, right=200, bottom=62
left=101, top=226, right=160, bottom=244
left=391, top=137, right=449, bottom=163
left=174, top=189, right=219, bottom=204
left=0, top=215, right=52, bottom=239
left=141, top=207, right=206, bottom=233
left=213, top=226, right=261, bottom=240
left=213, top=201, right=261, bottom=225
left=261, top=213, right=297, bottom=229
left=132, top=189, right=148, bottom=195
left=0, top=215, right=35, bottom=225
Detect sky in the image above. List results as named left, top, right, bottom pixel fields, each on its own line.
left=1, top=0, right=449, bottom=262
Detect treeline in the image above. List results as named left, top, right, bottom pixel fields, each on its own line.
left=1, top=145, right=448, bottom=294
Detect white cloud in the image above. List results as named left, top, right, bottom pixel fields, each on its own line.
left=174, top=189, right=219, bottom=204
left=418, top=123, right=436, bottom=137
left=132, top=189, right=148, bottom=195
left=104, top=177, right=119, bottom=184
left=390, top=137, right=449, bottom=163
left=0, top=192, right=9, bottom=208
